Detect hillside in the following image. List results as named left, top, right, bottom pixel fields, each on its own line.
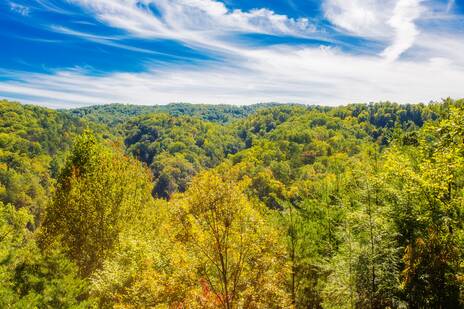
left=1, top=98, right=463, bottom=308
left=65, top=102, right=284, bottom=126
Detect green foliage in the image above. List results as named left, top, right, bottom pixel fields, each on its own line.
left=0, top=100, right=84, bottom=225
left=123, top=113, right=242, bottom=198
left=2, top=98, right=464, bottom=308
left=173, top=171, right=290, bottom=308
left=381, top=104, right=464, bottom=308
left=41, top=130, right=154, bottom=276
left=0, top=202, right=91, bottom=308
left=88, top=171, right=290, bottom=308
left=67, top=102, right=282, bottom=126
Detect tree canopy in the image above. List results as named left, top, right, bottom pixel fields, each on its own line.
left=1, top=98, right=463, bottom=308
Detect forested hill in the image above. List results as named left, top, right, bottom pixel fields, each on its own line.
left=1, top=98, right=463, bottom=308
left=0, top=100, right=85, bottom=225
left=64, top=102, right=284, bottom=126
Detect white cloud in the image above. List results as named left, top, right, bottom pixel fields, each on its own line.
left=1, top=43, right=463, bottom=107
left=381, top=0, right=423, bottom=62
left=10, top=2, right=30, bottom=16
left=412, top=32, right=464, bottom=68
left=68, top=0, right=315, bottom=48
left=323, top=0, right=424, bottom=61
left=323, top=0, right=394, bottom=38
left=1, top=0, right=463, bottom=107
left=50, top=25, right=191, bottom=58
left=49, top=0, right=325, bottom=69
left=446, top=0, right=455, bottom=13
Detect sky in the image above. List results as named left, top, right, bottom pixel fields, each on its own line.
left=0, top=0, right=463, bottom=108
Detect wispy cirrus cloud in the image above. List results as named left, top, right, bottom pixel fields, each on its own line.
left=10, top=2, right=30, bottom=16
left=0, top=0, right=463, bottom=107
left=50, top=25, right=193, bottom=58
left=323, top=0, right=424, bottom=61
left=446, top=0, right=455, bottom=13
left=69, top=0, right=317, bottom=49
left=323, top=0, right=387, bottom=37
left=2, top=43, right=463, bottom=108
left=381, top=0, right=423, bottom=62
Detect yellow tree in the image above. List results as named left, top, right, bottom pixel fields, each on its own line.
left=173, top=171, right=290, bottom=308
left=89, top=198, right=200, bottom=307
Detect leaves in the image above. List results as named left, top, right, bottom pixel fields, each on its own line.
left=2, top=98, right=464, bottom=308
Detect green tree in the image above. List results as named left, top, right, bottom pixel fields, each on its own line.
left=382, top=105, right=464, bottom=308
left=41, top=130, right=154, bottom=276
left=0, top=202, right=90, bottom=308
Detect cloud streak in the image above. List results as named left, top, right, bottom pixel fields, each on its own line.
left=10, top=2, right=30, bottom=16
left=1, top=44, right=463, bottom=107
left=0, top=0, right=463, bottom=107
left=323, top=0, right=424, bottom=60
left=69, top=0, right=316, bottom=50
left=50, top=25, right=194, bottom=59
left=381, top=0, right=423, bottom=62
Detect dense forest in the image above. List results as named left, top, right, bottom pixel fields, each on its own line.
left=1, top=98, right=463, bottom=308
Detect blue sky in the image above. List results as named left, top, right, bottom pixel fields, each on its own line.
left=0, top=0, right=463, bottom=108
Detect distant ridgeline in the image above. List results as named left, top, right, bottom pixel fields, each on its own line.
left=64, top=102, right=285, bottom=126
left=1, top=98, right=463, bottom=308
